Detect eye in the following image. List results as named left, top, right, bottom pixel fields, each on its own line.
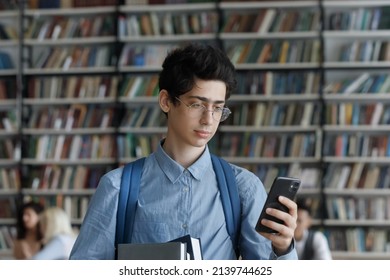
left=213, top=106, right=224, bottom=113
left=190, top=103, right=204, bottom=110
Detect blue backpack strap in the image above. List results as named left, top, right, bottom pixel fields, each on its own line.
left=116, top=157, right=145, bottom=249
left=210, top=154, right=241, bottom=257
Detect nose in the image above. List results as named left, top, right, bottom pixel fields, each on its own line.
left=200, top=108, right=214, bottom=124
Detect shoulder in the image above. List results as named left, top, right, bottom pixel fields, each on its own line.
left=313, top=230, right=328, bottom=242
left=226, top=162, right=266, bottom=198
left=97, top=166, right=124, bottom=191
left=46, top=234, right=76, bottom=249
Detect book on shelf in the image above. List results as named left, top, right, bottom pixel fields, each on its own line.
left=118, top=235, right=202, bottom=260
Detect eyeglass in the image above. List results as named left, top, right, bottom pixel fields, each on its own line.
left=175, top=97, right=231, bottom=122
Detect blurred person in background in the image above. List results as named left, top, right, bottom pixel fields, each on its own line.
left=31, top=206, right=77, bottom=260
left=13, top=201, right=44, bottom=259
left=294, top=200, right=332, bottom=260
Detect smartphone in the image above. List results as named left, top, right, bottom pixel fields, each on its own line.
left=255, top=176, right=301, bottom=234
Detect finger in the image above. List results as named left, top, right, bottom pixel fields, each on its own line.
left=278, top=196, right=298, bottom=216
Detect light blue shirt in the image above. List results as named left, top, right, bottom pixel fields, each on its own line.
left=32, top=234, right=76, bottom=260
left=70, top=142, right=297, bottom=260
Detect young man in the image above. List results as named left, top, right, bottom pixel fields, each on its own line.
left=70, top=44, right=298, bottom=260
left=294, top=201, right=332, bottom=260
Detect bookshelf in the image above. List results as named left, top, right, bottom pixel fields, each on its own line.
left=322, top=0, right=390, bottom=259
left=1, top=0, right=390, bottom=260
left=217, top=0, right=324, bottom=223
left=19, top=2, right=119, bottom=230
left=0, top=0, right=20, bottom=259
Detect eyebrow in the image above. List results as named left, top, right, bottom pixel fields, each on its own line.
left=187, top=95, right=225, bottom=105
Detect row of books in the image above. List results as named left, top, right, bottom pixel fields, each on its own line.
left=117, top=133, right=162, bottom=158
left=225, top=39, right=321, bottom=64
left=27, top=195, right=90, bottom=222
left=327, top=7, right=390, bottom=31
left=325, top=163, right=390, bottom=190
left=27, top=76, right=118, bottom=99
left=337, top=40, right=390, bottom=63
left=118, top=11, right=218, bottom=37
left=61, top=196, right=89, bottom=220
left=0, top=0, right=17, bottom=10
left=325, top=103, right=390, bottom=126
left=0, top=138, right=20, bottom=161
left=324, top=73, right=390, bottom=95
left=221, top=9, right=320, bottom=33
left=326, top=197, right=390, bottom=221
left=216, top=132, right=318, bottom=158
left=325, top=228, right=390, bottom=253
left=225, top=102, right=320, bottom=126
left=26, top=165, right=110, bottom=190
left=0, top=226, right=15, bottom=251
left=118, top=44, right=179, bottom=67
left=236, top=71, right=321, bottom=95
left=28, top=0, right=117, bottom=9
left=0, top=113, right=17, bottom=131
left=323, top=134, right=390, bottom=157
left=27, top=105, right=115, bottom=129
left=1, top=71, right=321, bottom=100
left=32, top=46, right=115, bottom=69
left=119, top=75, right=159, bottom=98
left=0, top=138, right=18, bottom=160
left=120, top=106, right=165, bottom=128
left=25, top=15, right=115, bottom=40
left=124, top=0, right=213, bottom=5
left=247, top=163, right=322, bottom=190
left=14, top=72, right=389, bottom=101
left=28, top=134, right=117, bottom=160
left=0, top=52, right=13, bottom=69
left=0, top=79, right=16, bottom=99
left=0, top=23, right=17, bottom=40
left=0, top=198, right=16, bottom=218
left=0, top=168, right=21, bottom=190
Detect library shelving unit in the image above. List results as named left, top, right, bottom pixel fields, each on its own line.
left=322, top=0, right=390, bottom=259
left=0, top=0, right=21, bottom=260
left=217, top=0, right=324, bottom=220
left=20, top=2, right=119, bottom=227
left=2, top=0, right=390, bottom=260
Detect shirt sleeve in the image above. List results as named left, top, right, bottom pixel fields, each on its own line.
left=69, top=169, right=121, bottom=260
left=313, top=232, right=333, bottom=260
left=233, top=166, right=298, bottom=260
left=31, top=236, right=70, bottom=260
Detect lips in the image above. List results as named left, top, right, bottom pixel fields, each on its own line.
left=195, top=130, right=211, bottom=139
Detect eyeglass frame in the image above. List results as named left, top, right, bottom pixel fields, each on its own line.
left=174, top=97, right=231, bottom=122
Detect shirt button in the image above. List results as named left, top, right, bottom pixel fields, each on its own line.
left=182, top=224, right=187, bottom=229
left=183, top=186, right=189, bottom=192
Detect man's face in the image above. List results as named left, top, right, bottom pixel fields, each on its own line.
left=166, top=79, right=227, bottom=150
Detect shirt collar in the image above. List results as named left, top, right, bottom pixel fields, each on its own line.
left=154, top=140, right=212, bottom=183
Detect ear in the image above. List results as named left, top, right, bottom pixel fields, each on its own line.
left=159, top=89, right=170, bottom=113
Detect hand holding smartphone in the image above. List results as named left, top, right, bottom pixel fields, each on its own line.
left=255, top=176, right=300, bottom=234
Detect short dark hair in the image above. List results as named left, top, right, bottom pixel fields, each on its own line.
left=297, top=200, right=312, bottom=214
left=158, top=43, right=237, bottom=103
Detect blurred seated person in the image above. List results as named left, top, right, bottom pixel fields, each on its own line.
left=31, top=207, right=77, bottom=260
left=294, top=201, right=332, bottom=260
left=13, top=201, right=44, bottom=259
